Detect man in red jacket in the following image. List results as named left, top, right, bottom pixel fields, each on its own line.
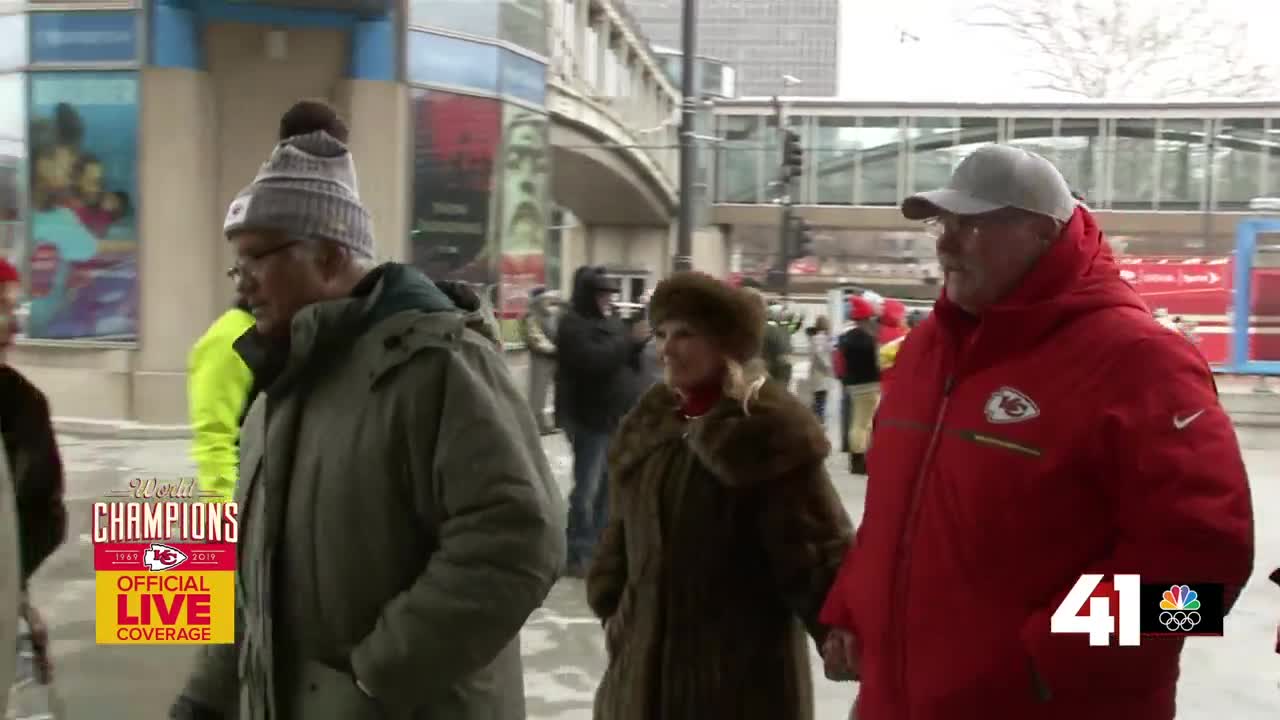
left=818, top=144, right=1254, bottom=719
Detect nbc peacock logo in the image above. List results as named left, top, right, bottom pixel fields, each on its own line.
left=1158, top=584, right=1201, bottom=632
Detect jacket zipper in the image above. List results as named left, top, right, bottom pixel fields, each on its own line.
left=889, top=373, right=955, bottom=715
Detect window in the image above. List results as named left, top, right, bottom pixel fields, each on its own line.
left=812, top=116, right=855, bottom=205
left=907, top=117, right=960, bottom=194
left=1111, top=119, right=1157, bottom=209
left=499, top=0, right=547, bottom=55
left=715, top=115, right=762, bottom=203
left=852, top=117, right=902, bottom=206
left=1053, top=118, right=1104, bottom=204
left=1266, top=118, right=1280, bottom=200
left=409, top=0, right=500, bottom=41
left=1156, top=119, right=1208, bottom=210
left=1214, top=118, right=1266, bottom=209
left=0, top=13, right=26, bottom=71
left=407, top=31, right=500, bottom=93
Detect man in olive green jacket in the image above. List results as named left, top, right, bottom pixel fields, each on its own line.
left=171, top=101, right=565, bottom=720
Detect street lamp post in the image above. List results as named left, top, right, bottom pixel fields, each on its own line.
left=673, top=0, right=699, bottom=272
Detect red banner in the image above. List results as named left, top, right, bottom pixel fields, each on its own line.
left=1115, top=256, right=1230, bottom=308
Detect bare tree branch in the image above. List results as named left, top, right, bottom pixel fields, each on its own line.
left=962, top=0, right=1277, bottom=99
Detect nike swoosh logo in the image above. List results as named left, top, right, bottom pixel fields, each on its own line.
left=1173, top=409, right=1207, bottom=430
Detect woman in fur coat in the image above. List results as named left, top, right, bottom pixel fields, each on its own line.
left=586, top=271, right=853, bottom=720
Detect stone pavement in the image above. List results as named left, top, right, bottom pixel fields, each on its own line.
left=27, top=425, right=1280, bottom=718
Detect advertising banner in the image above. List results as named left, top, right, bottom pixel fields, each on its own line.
left=410, top=89, right=501, bottom=286
left=1115, top=256, right=1231, bottom=316
left=26, top=72, right=138, bottom=339
left=496, top=104, right=549, bottom=342
left=30, top=11, right=138, bottom=65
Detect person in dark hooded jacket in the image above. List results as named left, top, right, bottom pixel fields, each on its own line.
left=554, top=265, right=642, bottom=576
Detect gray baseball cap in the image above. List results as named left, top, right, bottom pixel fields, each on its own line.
left=901, top=144, right=1077, bottom=223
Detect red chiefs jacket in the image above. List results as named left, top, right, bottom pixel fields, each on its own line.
left=819, top=207, right=1254, bottom=720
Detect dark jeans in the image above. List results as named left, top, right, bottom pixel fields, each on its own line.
left=812, top=389, right=828, bottom=422
left=839, top=387, right=852, bottom=454
left=563, top=418, right=611, bottom=568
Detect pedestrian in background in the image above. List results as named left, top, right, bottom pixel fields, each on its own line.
left=187, top=295, right=255, bottom=501
left=520, top=286, right=565, bottom=435
left=554, top=265, right=642, bottom=577
left=836, top=296, right=879, bottom=475
left=803, top=315, right=834, bottom=420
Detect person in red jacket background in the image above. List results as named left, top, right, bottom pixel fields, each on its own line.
left=876, top=299, right=908, bottom=346
left=818, top=144, right=1254, bottom=720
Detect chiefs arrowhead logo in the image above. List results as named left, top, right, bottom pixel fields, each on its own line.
left=984, top=387, right=1040, bottom=424
left=143, top=543, right=189, bottom=572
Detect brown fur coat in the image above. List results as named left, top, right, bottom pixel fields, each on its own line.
left=586, top=380, right=853, bottom=720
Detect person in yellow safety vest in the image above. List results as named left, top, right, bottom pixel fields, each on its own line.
left=187, top=299, right=255, bottom=501
left=878, top=333, right=907, bottom=397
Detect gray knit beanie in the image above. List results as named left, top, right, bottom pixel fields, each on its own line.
left=223, top=130, right=374, bottom=259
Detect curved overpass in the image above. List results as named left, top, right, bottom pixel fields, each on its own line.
left=548, top=79, right=677, bottom=226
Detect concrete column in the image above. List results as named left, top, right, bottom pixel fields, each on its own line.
left=579, top=224, right=670, bottom=275
left=133, top=66, right=221, bottom=423
left=574, top=0, right=589, bottom=77
left=334, top=80, right=408, bottom=263
left=691, top=226, right=729, bottom=276
left=562, top=223, right=589, bottom=285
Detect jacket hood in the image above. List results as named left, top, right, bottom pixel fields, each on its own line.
left=234, top=262, right=464, bottom=391
left=932, top=205, right=1148, bottom=367
left=570, top=266, right=618, bottom=318
left=609, top=377, right=829, bottom=487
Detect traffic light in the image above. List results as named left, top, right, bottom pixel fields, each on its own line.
left=781, top=129, right=803, bottom=179
left=789, top=217, right=816, bottom=259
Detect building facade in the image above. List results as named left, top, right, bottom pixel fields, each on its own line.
left=2, top=0, right=553, bottom=423
left=624, top=0, right=838, bottom=96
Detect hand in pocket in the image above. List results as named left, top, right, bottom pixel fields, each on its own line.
left=822, top=628, right=860, bottom=681
left=604, top=615, right=623, bottom=657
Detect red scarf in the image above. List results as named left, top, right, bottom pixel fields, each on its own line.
left=679, top=379, right=723, bottom=418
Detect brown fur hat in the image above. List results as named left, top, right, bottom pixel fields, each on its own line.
left=648, top=271, right=765, bottom=362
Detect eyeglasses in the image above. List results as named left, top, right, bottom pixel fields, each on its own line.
left=922, top=212, right=1024, bottom=241
left=226, top=240, right=300, bottom=283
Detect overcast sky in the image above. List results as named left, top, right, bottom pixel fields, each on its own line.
left=837, top=0, right=1280, bottom=101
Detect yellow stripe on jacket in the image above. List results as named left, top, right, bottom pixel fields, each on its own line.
left=187, top=308, right=255, bottom=502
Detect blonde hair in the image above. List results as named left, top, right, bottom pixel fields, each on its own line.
left=723, top=357, right=768, bottom=415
